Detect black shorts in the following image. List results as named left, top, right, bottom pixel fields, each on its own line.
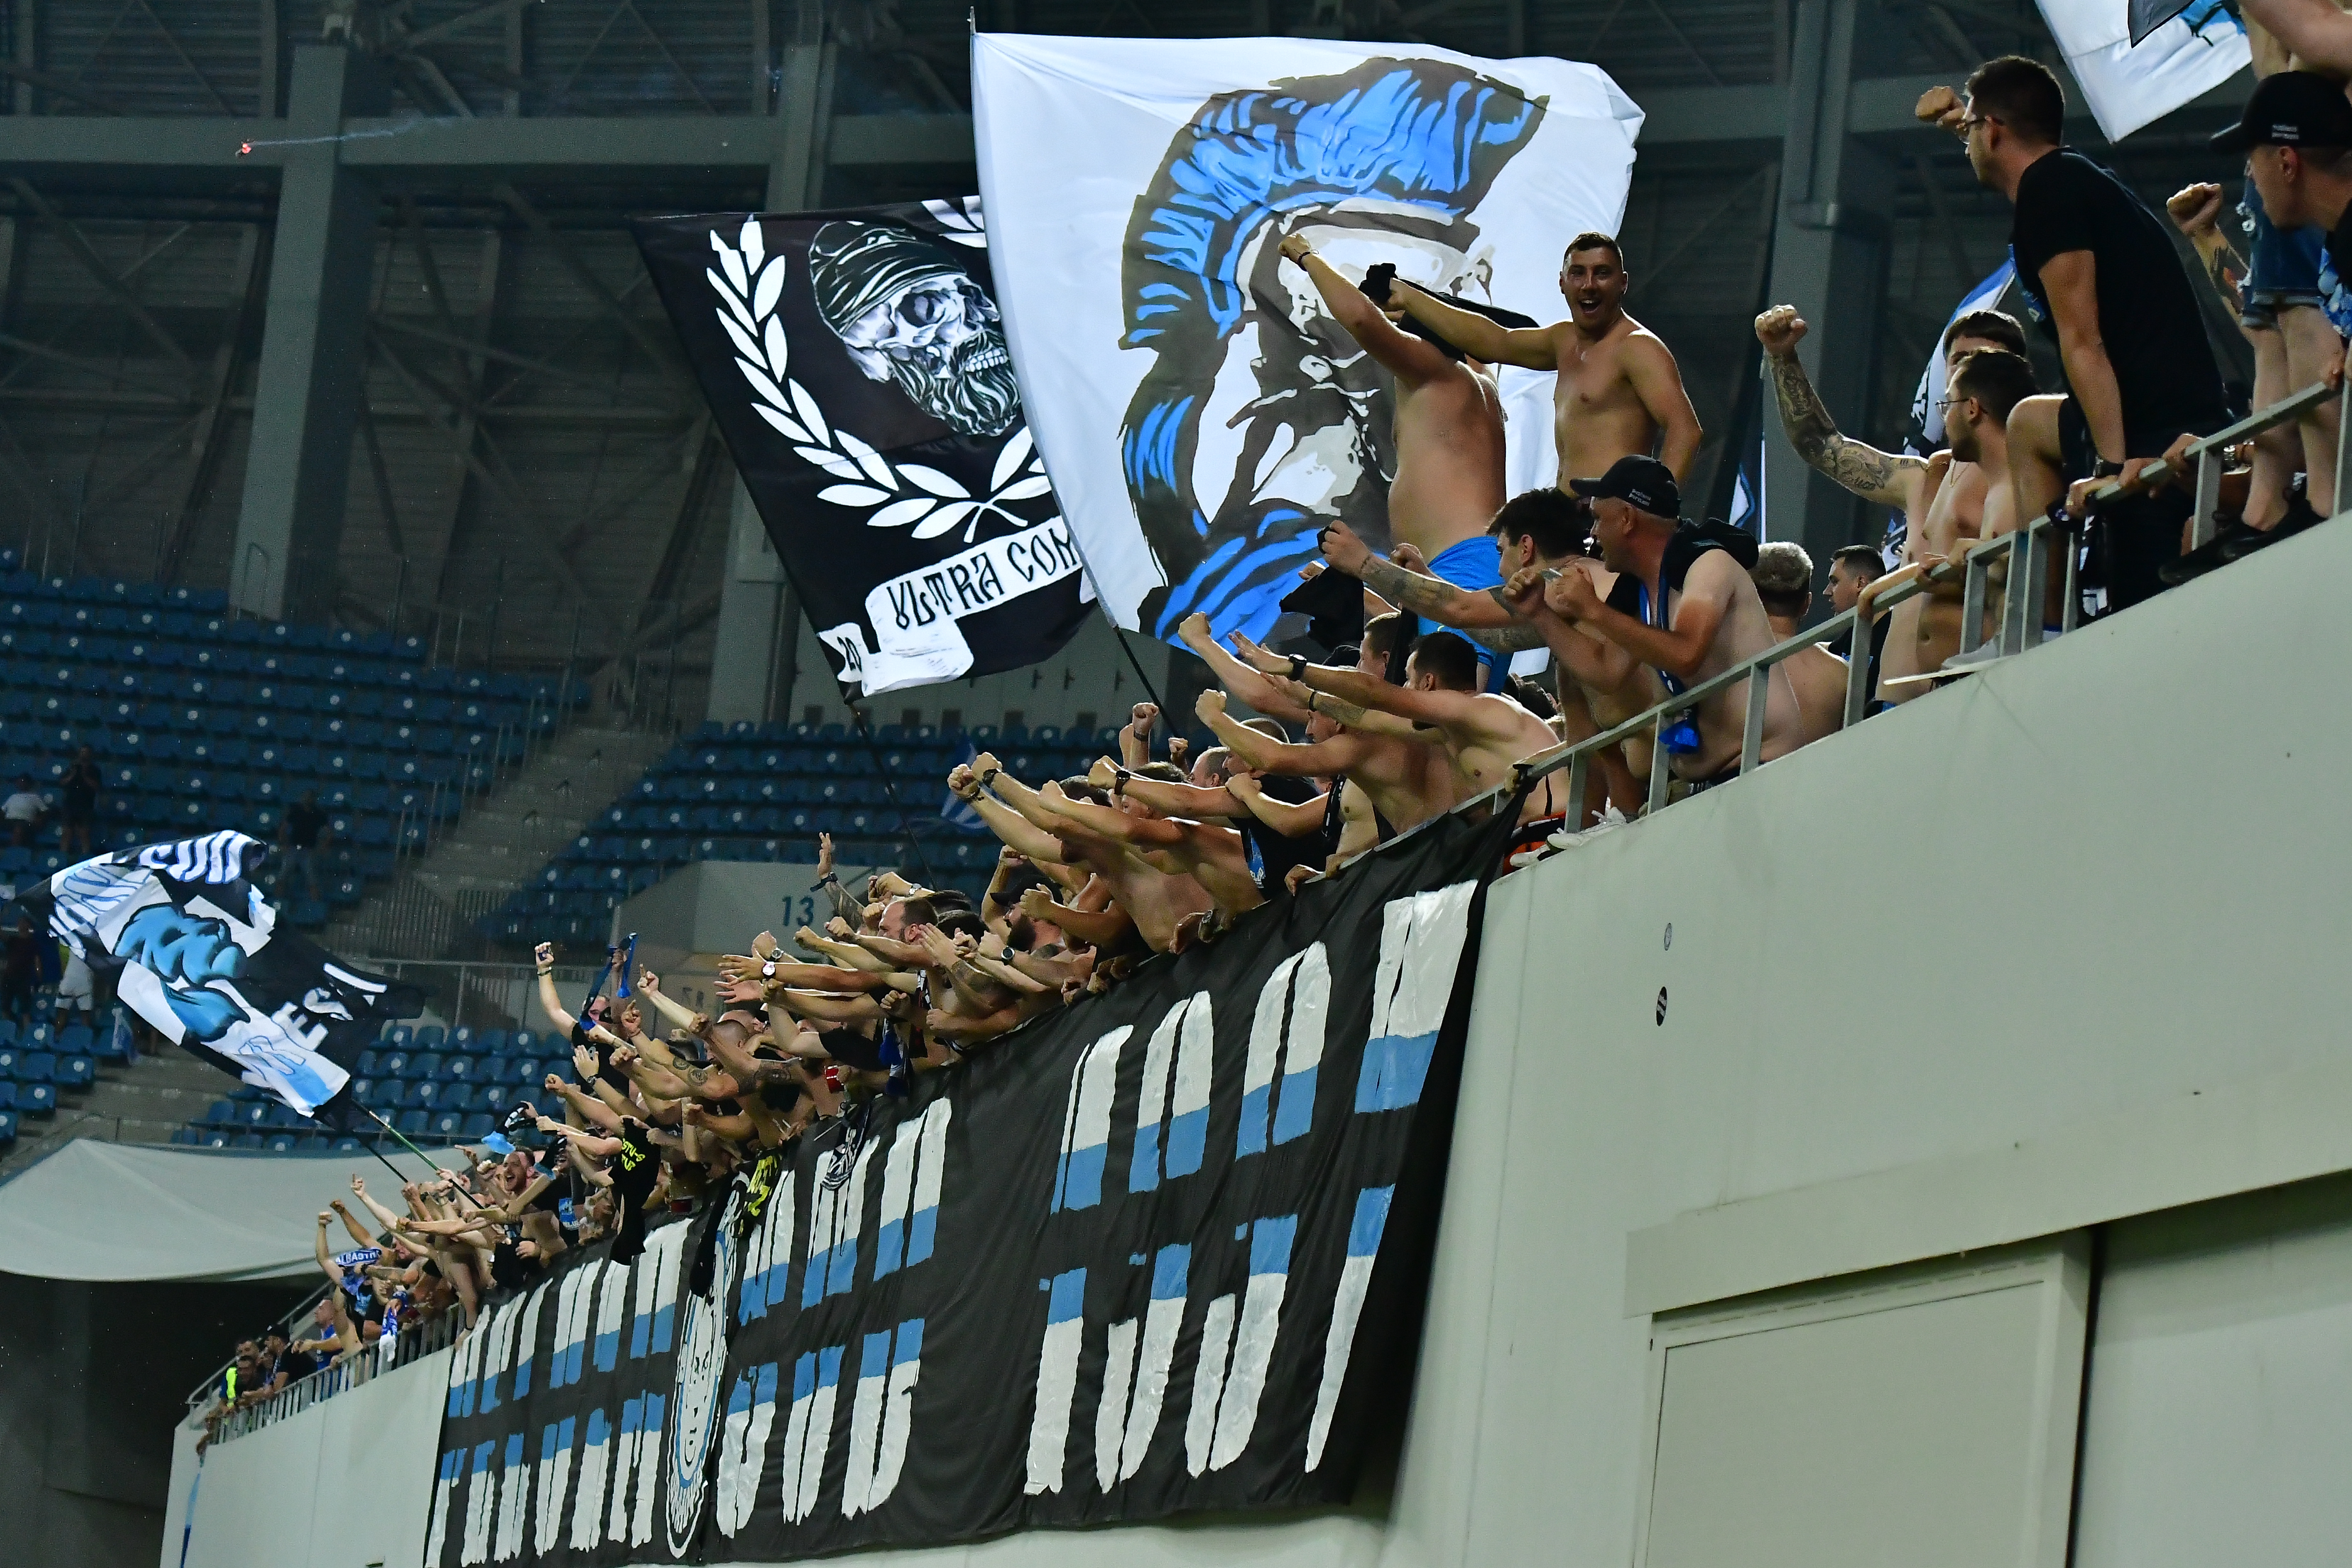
left=2055, top=397, right=2226, bottom=615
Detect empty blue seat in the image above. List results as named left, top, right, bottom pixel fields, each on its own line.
left=0, top=1083, right=16, bottom=1111
left=377, top=1049, right=410, bottom=1078
left=475, top=1028, right=508, bottom=1056
left=395, top=1109, right=429, bottom=1136
left=18, top=1052, right=54, bottom=1084
left=0, top=1109, right=14, bottom=1142
left=264, top=1132, right=300, bottom=1153
left=19, top=1082, right=54, bottom=1115
left=509, top=1029, right=538, bottom=1056
left=408, top=1051, right=443, bottom=1080
left=57, top=1024, right=92, bottom=1054
left=54, top=1055, right=93, bottom=1089
left=441, top=1054, right=478, bottom=1083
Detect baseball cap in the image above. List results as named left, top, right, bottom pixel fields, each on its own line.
left=1569, top=455, right=1680, bottom=518
left=2210, top=71, right=2352, bottom=152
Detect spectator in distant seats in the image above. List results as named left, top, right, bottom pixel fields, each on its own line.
left=2, top=914, right=41, bottom=1025
left=1919, top=57, right=2231, bottom=611
left=3, top=775, right=44, bottom=848
left=53, top=946, right=95, bottom=1033
left=57, top=746, right=98, bottom=860
left=279, top=789, right=331, bottom=901
left=250, top=1323, right=316, bottom=1405
left=1748, top=543, right=1853, bottom=749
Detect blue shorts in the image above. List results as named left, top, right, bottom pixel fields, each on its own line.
left=1418, top=536, right=1516, bottom=691
left=1419, top=536, right=1503, bottom=633
left=2240, top=180, right=2325, bottom=329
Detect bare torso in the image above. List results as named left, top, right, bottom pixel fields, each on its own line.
left=1884, top=453, right=1987, bottom=698
left=1658, top=555, right=1802, bottom=779
left=1551, top=314, right=1668, bottom=483
left=1441, top=697, right=1568, bottom=823
left=1336, top=731, right=1459, bottom=833
left=1389, top=360, right=1508, bottom=561
left=1781, top=646, right=1853, bottom=749
left=1062, top=830, right=1214, bottom=953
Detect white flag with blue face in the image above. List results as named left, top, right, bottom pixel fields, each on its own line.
left=30, top=832, right=417, bottom=1118
left=2034, top=0, right=2248, bottom=142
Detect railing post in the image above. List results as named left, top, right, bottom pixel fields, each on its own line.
left=2191, top=446, right=2222, bottom=550
left=1565, top=748, right=1592, bottom=831
left=2335, top=383, right=2352, bottom=517
left=1841, top=607, right=1873, bottom=727
left=1646, top=720, right=1672, bottom=815
left=2061, top=521, right=2082, bottom=633
left=2017, top=521, right=2051, bottom=651
left=1738, top=664, right=1770, bottom=775
left=1959, top=548, right=1989, bottom=659
left=1998, top=531, right=2031, bottom=656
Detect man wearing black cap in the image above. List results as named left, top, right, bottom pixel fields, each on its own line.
left=1916, top=56, right=2231, bottom=611
left=1538, top=456, right=1801, bottom=790
left=2219, top=70, right=2352, bottom=343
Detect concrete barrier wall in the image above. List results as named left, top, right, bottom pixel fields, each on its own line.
left=162, top=520, right=2352, bottom=1564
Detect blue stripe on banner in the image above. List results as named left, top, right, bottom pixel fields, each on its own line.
left=504, top=1431, right=524, bottom=1469
left=1058, top=1143, right=1106, bottom=1211
left=893, top=1318, right=924, bottom=1367
left=1234, top=1086, right=1270, bottom=1159
left=1047, top=1268, right=1086, bottom=1326
left=1151, top=1244, right=1190, bottom=1301
left=471, top=1439, right=495, bottom=1475
left=1164, top=1106, right=1207, bottom=1179
left=727, top=1373, right=752, bottom=1419
left=620, top=1395, right=642, bottom=1440
left=755, top=1360, right=778, bottom=1405
left=1349, top=1186, right=1394, bottom=1258
left=1354, top=1030, right=1438, bottom=1111
left=1271, top=1064, right=1316, bottom=1146
left=1128, top=1118, right=1164, bottom=1191
left=906, top=1203, right=936, bottom=1267
left=793, top=1352, right=817, bottom=1404
left=874, top=1217, right=904, bottom=1279
left=817, top=1345, right=843, bottom=1391
left=1250, top=1214, right=1298, bottom=1277
left=860, top=1330, right=891, bottom=1382
left=652, top=1298, right=675, bottom=1352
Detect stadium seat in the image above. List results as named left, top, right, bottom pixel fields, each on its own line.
left=20, top=1082, right=54, bottom=1115
left=54, top=1055, right=93, bottom=1089
left=18, top=1022, right=51, bottom=1051
left=19, top=1051, right=54, bottom=1083
left=412, top=1025, right=446, bottom=1051
left=57, top=1024, right=92, bottom=1054
left=0, top=1083, right=15, bottom=1111
left=264, top=1132, right=299, bottom=1153
left=409, top=1052, right=443, bottom=1080
left=395, top=1109, right=429, bottom=1136
left=377, top=1050, right=410, bottom=1078
left=0, top=1110, right=14, bottom=1143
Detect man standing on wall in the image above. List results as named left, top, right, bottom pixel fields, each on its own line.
left=1389, top=234, right=1704, bottom=489
left=1919, top=57, right=2232, bottom=612
left=1274, top=233, right=1510, bottom=607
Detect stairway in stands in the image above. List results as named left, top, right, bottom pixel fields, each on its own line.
left=321, top=721, right=673, bottom=961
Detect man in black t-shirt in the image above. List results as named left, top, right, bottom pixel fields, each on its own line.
left=1921, top=56, right=2232, bottom=612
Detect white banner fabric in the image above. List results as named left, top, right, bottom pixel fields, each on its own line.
left=972, top=33, right=1641, bottom=646
left=2034, top=0, right=2248, bottom=142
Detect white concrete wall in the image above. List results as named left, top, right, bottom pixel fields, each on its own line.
left=170, top=1347, right=453, bottom=1568
left=161, top=520, right=2352, bottom=1564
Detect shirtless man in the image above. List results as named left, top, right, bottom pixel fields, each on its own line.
left=1394, top=232, right=1702, bottom=486
left=1219, top=628, right=1569, bottom=850
left=1756, top=301, right=2032, bottom=701
left=1192, top=612, right=1456, bottom=839
left=1047, top=761, right=1266, bottom=919
left=1538, top=456, right=1802, bottom=790
left=1278, top=234, right=1507, bottom=588
left=1746, top=543, right=1851, bottom=749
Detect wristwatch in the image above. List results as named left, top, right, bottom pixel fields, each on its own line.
left=2092, top=458, right=2126, bottom=478
left=760, top=959, right=776, bottom=980
left=1287, top=653, right=1308, bottom=680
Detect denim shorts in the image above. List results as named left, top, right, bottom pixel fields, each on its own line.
left=2240, top=179, right=2325, bottom=329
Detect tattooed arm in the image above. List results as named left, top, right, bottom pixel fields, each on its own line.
left=2165, top=183, right=2249, bottom=324
left=1319, top=523, right=1545, bottom=651
left=1755, top=306, right=1925, bottom=506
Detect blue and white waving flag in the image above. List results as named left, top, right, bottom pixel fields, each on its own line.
left=25, top=832, right=418, bottom=1119
left=2035, top=0, right=2247, bottom=142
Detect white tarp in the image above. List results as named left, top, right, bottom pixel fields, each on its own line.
left=972, top=33, right=1640, bottom=647
left=0, top=1140, right=445, bottom=1282
left=2035, top=0, right=2247, bottom=142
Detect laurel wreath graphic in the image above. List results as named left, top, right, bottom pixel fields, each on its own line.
left=705, top=215, right=1051, bottom=544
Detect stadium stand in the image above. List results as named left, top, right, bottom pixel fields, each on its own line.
left=0, top=547, right=589, bottom=929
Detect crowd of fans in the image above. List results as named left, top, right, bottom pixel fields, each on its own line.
left=198, top=46, right=2351, bottom=1440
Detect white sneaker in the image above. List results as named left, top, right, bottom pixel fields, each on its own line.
left=1546, top=804, right=1628, bottom=851
left=1939, top=640, right=2008, bottom=676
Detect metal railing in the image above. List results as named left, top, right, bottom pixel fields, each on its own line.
left=1514, top=379, right=2347, bottom=814
left=191, top=1302, right=464, bottom=1443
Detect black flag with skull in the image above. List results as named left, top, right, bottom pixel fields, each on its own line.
left=634, top=200, right=1092, bottom=698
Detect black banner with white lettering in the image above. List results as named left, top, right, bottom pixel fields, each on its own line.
left=423, top=804, right=1513, bottom=1562
left=633, top=200, right=1091, bottom=698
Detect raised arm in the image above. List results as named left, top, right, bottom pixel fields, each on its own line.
left=1757, top=306, right=1924, bottom=506
left=950, top=763, right=1071, bottom=864
left=1318, top=521, right=1541, bottom=649
left=634, top=971, right=700, bottom=1033
left=1282, top=237, right=1463, bottom=383
left=2164, top=183, right=2247, bottom=324
left=1244, top=643, right=1465, bottom=732
left=1015, top=884, right=1135, bottom=951
left=1177, top=612, right=1314, bottom=718
left=1625, top=332, right=1704, bottom=479
left=1392, top=280, right=1557, bottom=369
left=1200, top=691, right=1369, bottom=776
left=2240, top=0, right=2352, bottom=72
left=533, top=943, right=583, bottom=1034
left=1225, top=771, right=1331, bottom=839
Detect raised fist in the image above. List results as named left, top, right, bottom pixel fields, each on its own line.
left=1194, top=689, right=1228, bottom=724
left=1755, top=304, right=1808, bottom=356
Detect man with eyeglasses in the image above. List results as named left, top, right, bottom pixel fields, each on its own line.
left=1918, top=56, right=2231, bottom=614
left=1753, top=303, right=2031, bottom=700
